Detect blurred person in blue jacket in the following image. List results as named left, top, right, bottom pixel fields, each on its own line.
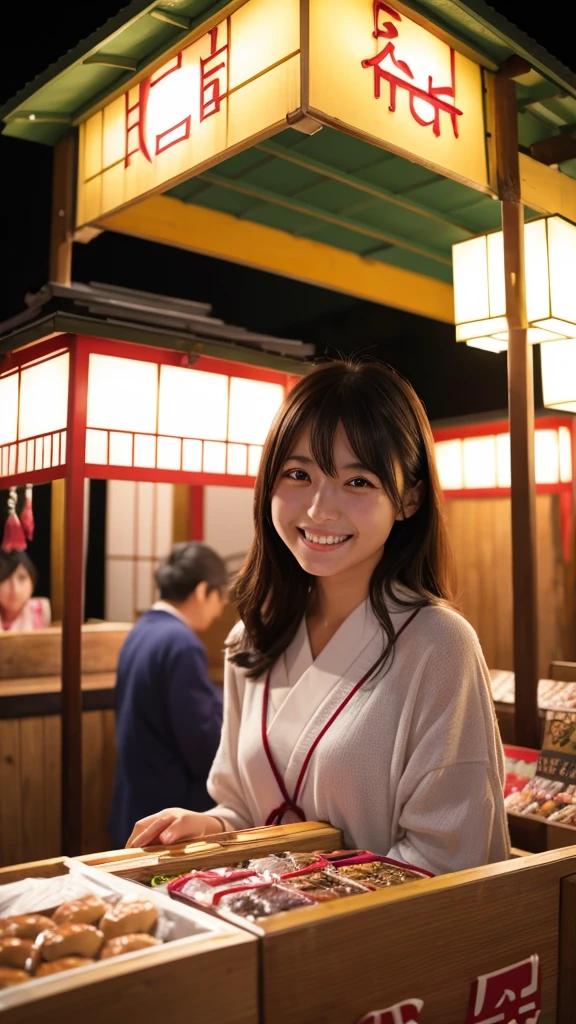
left=109, top=542, right=228, bottom=847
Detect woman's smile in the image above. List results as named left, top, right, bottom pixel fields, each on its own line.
left=297, top=527, right=353, bottom=551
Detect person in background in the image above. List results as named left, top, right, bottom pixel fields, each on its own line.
left=0, top=552, right=51, bottom=631
left=108, top=542, right=228, bottom=848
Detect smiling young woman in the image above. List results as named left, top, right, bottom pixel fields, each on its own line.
left=127, top=360, right=509, bottom=875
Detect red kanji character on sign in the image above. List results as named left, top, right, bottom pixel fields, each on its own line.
left=467, top=955, right=541, bottom=1024
left=361, top=0, right=462, bottom=138
left=357, top=999, right=424, bottom=1024
left=200, top=24, right=228, bottom=122
left=125, top=53, right=191, bottom=167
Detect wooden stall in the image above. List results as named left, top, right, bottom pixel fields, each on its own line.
left=0, top=291, right=309, bottom=859
left=1, top=822, right=576, bottom=1024
left=432, top=412, right=576, bottom=682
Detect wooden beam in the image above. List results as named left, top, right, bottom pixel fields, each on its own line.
left=49, top=133, right=75, bottom=285
left=495, top=72, right=539, bottom=750
left=99, top=195, right=455, bottom=323
left=530, top=134, right=576, bottom=167
left=61, top=338, right=89, bottom=856
left=519, top=152, right=576, bottom=220
left=172, top=485, right=190, bottom=543
left=50, top=478, right=65, bottom=622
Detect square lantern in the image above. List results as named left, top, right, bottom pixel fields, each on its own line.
left=452, top=215, right=576, bottom=353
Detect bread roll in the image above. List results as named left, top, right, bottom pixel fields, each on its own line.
left=100, top=933, right=161, bottom=959
left=35, top=924, right=104, bottom=962
left=0, top=915, right=54, bottom=940
left=0, top=938, right=33, bottom=970
left=0, top=967, right=29, bottom=988
left=36, top=957, right=94, bottom=977
left=52, top=895, right=107, bottom=926
left=99, top=901, right=158, bottom=940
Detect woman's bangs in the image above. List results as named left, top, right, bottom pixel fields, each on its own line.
left=307, top=388, right=401, bottom=502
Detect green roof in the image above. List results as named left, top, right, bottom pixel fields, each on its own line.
left=166, top=124, right=540, bottom=284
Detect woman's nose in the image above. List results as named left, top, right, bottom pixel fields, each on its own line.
left=307, top=485, right=340, bottom=522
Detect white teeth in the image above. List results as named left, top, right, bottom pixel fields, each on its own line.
left=303, top=530, right=349, bottom=546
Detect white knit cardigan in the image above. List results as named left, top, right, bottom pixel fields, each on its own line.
left=207, top=594, right=510, bottom=875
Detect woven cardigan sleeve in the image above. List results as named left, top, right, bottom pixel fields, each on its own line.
left=206, top=635, right=255, bottom=832
left=386, top=611, right=510, bottom=875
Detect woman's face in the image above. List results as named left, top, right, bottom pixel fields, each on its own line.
left=271, top=422, right=417, bottom=584
left=0, top=565, right=34, bottom=621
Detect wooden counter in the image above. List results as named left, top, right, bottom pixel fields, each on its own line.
left=2, top=823, right=574, bottom=1024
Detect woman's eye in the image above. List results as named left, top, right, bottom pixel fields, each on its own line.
left=347, top=477, right=374, bottom=488
left=285, top=468, right=310, bottom=482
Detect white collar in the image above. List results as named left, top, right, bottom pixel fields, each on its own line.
left=151, top=600, right=190, bottom=627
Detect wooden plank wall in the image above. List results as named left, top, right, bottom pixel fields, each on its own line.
left=445, top=493, right=575, bottom=677
left=0, top=710, right=116, bottom=866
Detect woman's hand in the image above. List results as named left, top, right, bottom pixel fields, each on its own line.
left=126, top=808, right=225, bottom=848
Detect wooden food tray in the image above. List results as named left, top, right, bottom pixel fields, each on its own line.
left=0, top=857, right=257, bottom=1024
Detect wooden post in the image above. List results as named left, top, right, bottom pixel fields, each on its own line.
left=49, top=134, right=75, bottom=284
left=61, top=338, right=89, bottom=855
left=50, top=479, right=65, bottom=622
left=495, top=67, right=539, bottom=749
left=189, top=486, right=204, bottom=541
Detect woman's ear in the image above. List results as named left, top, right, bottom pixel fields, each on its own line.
left=395, top=480, right=426, bottom=521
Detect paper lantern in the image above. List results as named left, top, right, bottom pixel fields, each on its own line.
left=452, top=216, right=576, bottom=354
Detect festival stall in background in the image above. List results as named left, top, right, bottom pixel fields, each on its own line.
left=0, top=282, right=310, bottom=863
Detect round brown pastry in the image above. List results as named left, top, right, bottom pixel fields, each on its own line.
left=35, top=924, right=104, bottom=962
left=52, top=895, right=107, bottom=927
left=100, top=933, right=161, bottom=959
left=0, top=914, right=54, bottom=940
left=36, top=957, right=94, bottom=977
left=0, top=937, right=33, bottom=970
left=99, top=901, right=158, bottom=940
left=0, top=966, right=29, bottom=988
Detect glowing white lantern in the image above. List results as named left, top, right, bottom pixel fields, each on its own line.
left=541, top=337, right=576, bottom=413
left=452, top=216, right=576, bottom=353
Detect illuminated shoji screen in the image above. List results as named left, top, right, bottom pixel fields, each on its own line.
left=105, top=480, right=173, bottom=621
left=85, top=354, right=284, bottom=477
left=435, top=425, right=572, bottom=492
left=0, top=351, right=69, bottom=481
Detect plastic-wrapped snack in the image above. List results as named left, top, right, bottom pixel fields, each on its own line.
left=281, top=869, right=369, bottom=901
left=218, top=884, right=315, bottom=921
left=505, top=777, right=567, bottom=816
left=330, top=855, right=432, bottom=888
left=233, top=852, right=324, bottom=876
left=315, top=849, right=368, bottom=862
left=167, top=868, right=262, bottom=907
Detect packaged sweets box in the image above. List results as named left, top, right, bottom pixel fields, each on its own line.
left=148, top=850, right=432, bottom=935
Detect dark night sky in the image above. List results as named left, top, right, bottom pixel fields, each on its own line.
left=1, top=1, right=573, bottom=421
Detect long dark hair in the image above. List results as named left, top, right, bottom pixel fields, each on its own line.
left=229, top=360, right=455, bottom=678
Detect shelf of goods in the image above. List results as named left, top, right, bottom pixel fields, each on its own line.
left=1, top=822, right=575, bottom=1024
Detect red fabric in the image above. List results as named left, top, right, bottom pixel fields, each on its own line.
left=1, top=513, right=26, bottom=552
left=20, top=496, right=34, bottom=542
left=262, top=607, right=422, bottom=827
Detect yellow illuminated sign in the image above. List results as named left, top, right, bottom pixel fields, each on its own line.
left=77, top=0, right=490, bottom=227
left=77, top=0, right=301, bottom=226
left=307, top=0, right=489, bottom=191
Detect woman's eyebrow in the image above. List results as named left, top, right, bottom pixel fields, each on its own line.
left=284, top=454, right=313, bottom=463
